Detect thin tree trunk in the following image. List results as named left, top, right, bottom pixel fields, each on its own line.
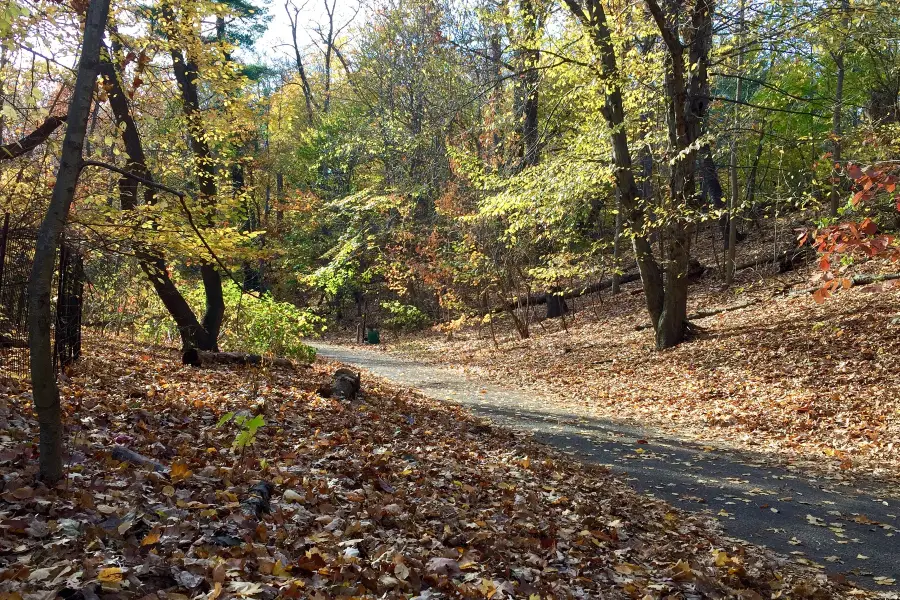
left=829, top=0, right=849, bottom=217
left=286, top=1, right=316, bottom=125
left=725, top=0, right=744, bottom=285
left=0, top=115, right=68, bottom=161
left=611, top=191, right=622, bottom=294
left=164, top=6, right=225, bottom=349
left=28, top=0, right=111, bottom=483
left=276, top=172, right=284, bottom=224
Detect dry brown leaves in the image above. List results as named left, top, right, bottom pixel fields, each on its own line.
left=0, top=340, right=870, bottom=599
left=388, top=254, right=900, bottom=491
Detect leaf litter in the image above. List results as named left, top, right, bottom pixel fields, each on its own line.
left=0, top=341, right=891, bottom=599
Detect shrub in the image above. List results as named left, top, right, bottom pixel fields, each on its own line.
left=380, top=300, right=429, bottom=335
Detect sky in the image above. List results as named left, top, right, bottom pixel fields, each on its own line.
left=244, top=0, right=364, bottom=66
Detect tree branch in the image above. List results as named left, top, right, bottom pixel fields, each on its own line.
left=0, top=115, right=67, bottom=161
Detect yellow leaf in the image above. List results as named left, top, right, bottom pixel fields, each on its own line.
left=141, top=529, right=161, bottom=546
left=98, top=567, right=124, bottom=583
left=162, top=485, right=176, bottom=497
left=171, top=462, right=193, bottom=482
left=272, top=561, right=288, bottom=577
left=713, top=549, right=730, bottom=567
left=208, top=582, right=223, bottom=600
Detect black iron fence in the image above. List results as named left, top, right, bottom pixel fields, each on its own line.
left=0, top=213, right=84, bottom=381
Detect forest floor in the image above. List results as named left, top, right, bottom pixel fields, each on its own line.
left=312, top=341, right=900, bottom=593
left=2, top=341, right=885, bottom=600
left=365, top=254, right=900, bottom=491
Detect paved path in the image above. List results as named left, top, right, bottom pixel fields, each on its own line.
left=311, top=342, right=899, bottom=590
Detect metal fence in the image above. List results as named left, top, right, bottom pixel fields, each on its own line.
left=0, top=213, right=83, bottom=381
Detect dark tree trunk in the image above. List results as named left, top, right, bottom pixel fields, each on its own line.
left=546, top=293, right=568, bottom=318
left=700, top=144, right=726, bottom=243
left=517, top=0, right=541, bottom=169
left=28, top=0, right=111, bottom=483
left=99, top=42, right=213, bottom=351
left=645, top=0, right=714, bottom=349
left=164, top=6, right=225, bottom=348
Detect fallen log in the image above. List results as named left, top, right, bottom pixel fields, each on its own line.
left=785, top=272, right=900, bottom=298
left=635, top=298, right=763, bottom=331
left=489, top=270, right=641, bottom=315
left=492, top=248, right=805, bottom=315
left=488, top=244, right=813, bottom=316
left=733, top=245, right=815, bottom=273
left=110, top=445, right=167, bottom=472
left=196, top=351, right=297, bottom=369
left=636, top=272, right=900, bottom=330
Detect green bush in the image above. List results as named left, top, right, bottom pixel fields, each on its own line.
left=143, top=279, right=323, bottom=361
left=380, top=300, right=429, bottom=335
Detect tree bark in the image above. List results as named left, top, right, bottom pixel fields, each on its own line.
left=645, top=0, right=714, bottom=349
left=829, top=0, right=849, bottom=217
left=561, top=0, right=665, bottom=329
left=164, top=6, right=225, bottom=349
left=611, top=192, right=622, bottom=294
left=725, top=0, right=744, bottom=285
left=286, top=0, right=317, bottom=125
left=28, top=0, right=111, bottom=483
left=517, top=0, right=540, bottom=170
left=98, top=42, right=213, bottom=350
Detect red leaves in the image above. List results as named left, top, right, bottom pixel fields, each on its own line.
left=807, top=162, right=900, bottom=300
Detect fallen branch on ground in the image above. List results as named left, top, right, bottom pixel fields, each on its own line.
left=110, top=445, right=166, bottom=472
left=0, top=115, right=67, bottom=161
left=0, top=334, right=28, bottom=349
left=636, top=272, right=900, bottom=330
left=197, top=350, right=299, bottom=368
left=785, top=272, right=900, bottom=298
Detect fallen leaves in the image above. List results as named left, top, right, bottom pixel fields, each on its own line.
left=0, top=339, right=879, bottom=599
left=387, top=253, right=900, bottom=487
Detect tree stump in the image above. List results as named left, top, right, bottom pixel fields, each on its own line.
left=332, top=368, right=361, bottom=401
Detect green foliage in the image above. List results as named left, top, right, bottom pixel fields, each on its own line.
left=142, top=278, right=322, bottom=361
left=216, top=411, right=266, bottom=451
left=380, top=300, right=430, bottom=334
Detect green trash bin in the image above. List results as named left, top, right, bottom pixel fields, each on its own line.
left=366, top=327, right=380, bottom=344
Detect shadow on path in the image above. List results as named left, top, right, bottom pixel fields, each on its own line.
left=311, top=342, right=899, bottom=590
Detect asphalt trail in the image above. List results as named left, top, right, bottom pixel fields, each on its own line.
left=311, top=342, right=899, bottom=590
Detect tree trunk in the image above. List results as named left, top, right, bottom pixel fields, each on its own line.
left=546, top=292, right=568, bottom=318
left=611, top=192, right=622, bottom=294
left=28, top=0, right=111, bottom=483
left=516, top=0, right=541, bottom=170
left=164, top=6, right=225, bottom=349
left=99, top=43, right=213, bottom=350
left=725, top=0, right=744, bottom=285
left=829, top=0, right=849, bottom=217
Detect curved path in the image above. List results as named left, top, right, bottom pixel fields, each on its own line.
left=311, top=342, right=899, bottom=590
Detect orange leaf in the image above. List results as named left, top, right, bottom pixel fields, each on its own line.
left=141, top=529, right=161, bottom=546
left=170, top=462, right=193, bottom=482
